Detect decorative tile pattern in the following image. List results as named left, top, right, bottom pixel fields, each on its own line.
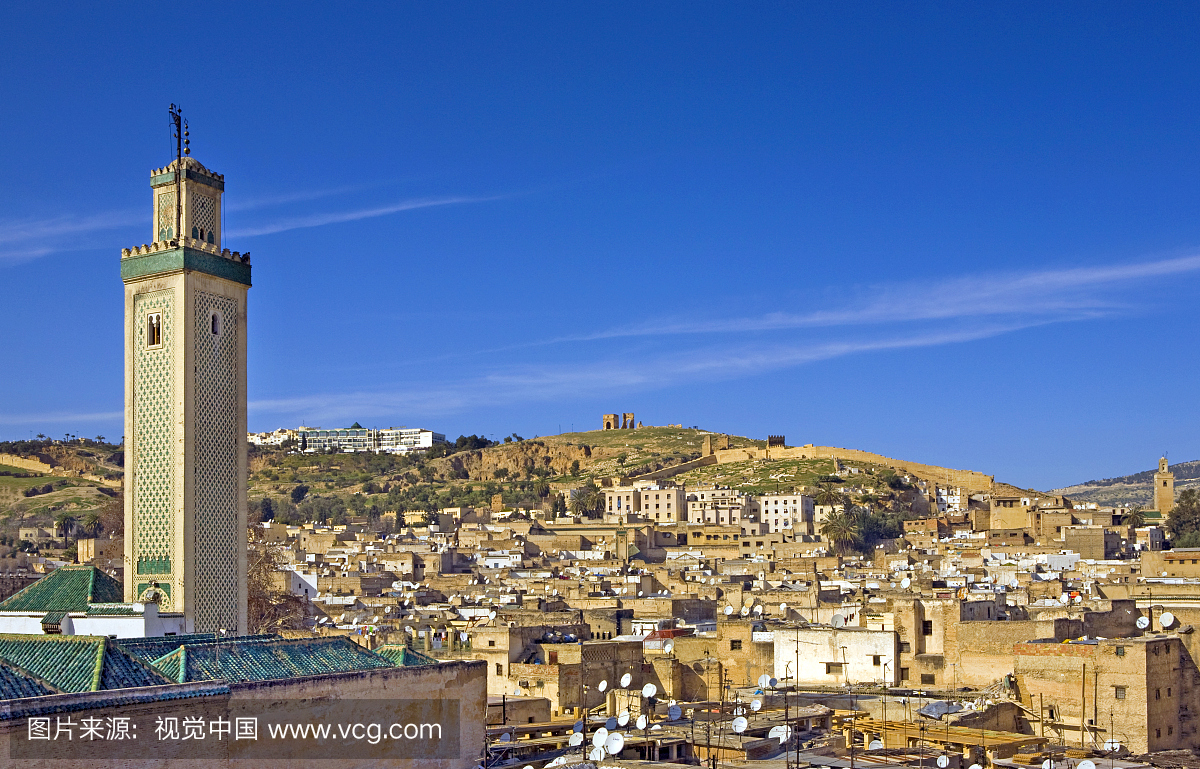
left=193, top=291, right=239, bottom=633
left=133, top=290, right=175, bottom=607
left=156, top=192, right=175, bottom=241
left=189, top=191, right=216, bottom=241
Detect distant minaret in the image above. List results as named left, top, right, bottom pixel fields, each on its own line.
left=120, top=106, right=250, bottom=634
left=1154, top=456, right=1175, bottom=515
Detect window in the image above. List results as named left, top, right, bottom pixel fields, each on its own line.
left=921, top=674, right=936, bottom=685
left=1114, top=686, right=1126, bottom=700
left=495, top=664, right=503, bottom=675
left=210, top=312, right=221, bottom=335
left=1168, top=687, right=1172, bottom=697
left=146, top=312, right=162, bottom=347
left=899, top=667, right=910, bottom=681
left=1115, top=646, right=1125, bottom=657
left=922, top=620, right=933, bottom=636
left=1156, top=688, right=1161, bottom=700
left=899, top=642, right=911, bottom=653
left=488, top=640, right=496, bottom=647
left=549, top=651, right=558, bottom=664
left=1169, top=726, right=1174, bottom=735
left=1157, top=729, right=1162, bottom=739
left=872, top=655, right=882, bottom=666
left=825, top=662, right=843, bottom=675
left=730, top=640, right=742, bottom=651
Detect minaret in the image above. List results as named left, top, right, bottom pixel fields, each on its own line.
left=120, top=107, right=250, bottom=634
left=1154, top=456, right=1175, bottom=515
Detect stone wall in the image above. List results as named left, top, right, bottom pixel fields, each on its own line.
left=0, top=452, right=120, bottom=488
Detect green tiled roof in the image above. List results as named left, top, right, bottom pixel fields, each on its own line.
left=0, top=634, right=170, bottom=693
left=373, top=644, right=437, bottom=667
left=148, top=636, right=396, bottom=683
left=0, top=657, right=60, bottom=699
left=0, top=566, right=123, bottom=613
left=115, top=633, right=278, bottom=664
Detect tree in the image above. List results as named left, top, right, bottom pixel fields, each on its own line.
left=814, top=482, right=843, bottom=508
left=532, top=479, right=551, bottom=499
left=291, top=484, right=309, bottom=504
left=1123, top=505, right=1146, bottom=528
left=1168, top=489, right=1200, bottom=540
left=570, top=460, right=581, bottom=476
left=81, top=509, right=103, bottom=538
left=569, top=482, right=605, bottom=519
left=819, top=509, right=859, bottom=555
left=54, top=511, right=77, bottom=543
left=246, top=527, right=305, bottom=634
left=493, top=468, right=509, bottom=479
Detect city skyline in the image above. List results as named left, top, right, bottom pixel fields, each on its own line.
left=3, top=4, right=1200, bottom=490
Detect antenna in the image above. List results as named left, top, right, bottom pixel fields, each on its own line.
left=167, top=104, right=185, bottom=243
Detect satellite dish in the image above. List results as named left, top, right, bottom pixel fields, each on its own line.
left=754, top=605, right=763, bottom=615
left=642, top=683, right=657, bottom=698
left=589, top=747, right=605, bottom=762
left=620, top=673, right=632, bottom=688
left=780, top=602, right=788, bottom=611
left=751, top=699, right=762, bottom=712
left=1137, top=616, right=1151, bottom=630
left=569, top=732, right=583, bottom=747
left=605, top=717, right=617, bottom=731
left=605, top=732, right=625, bottom=755
left=651, top=724, right=662, bottom=731
left=970, top=764, right=983, bottom=769
left=460, top=632, right=469, bottom=642
left=900, top=577, right=911, bottom=589
left=937, top=756, right=950, bottom=768
left=758, top=674, right=773, bottom=688
left=636, top=714, right=648, bottom=730
left=1104, top=739, right=1122, bottom=751
left=598, top=679, right=608, bottom=692
left=1078, top=761, right=1097, bottom=769
left=499, top=733, right=511, bottom=743
left=769, top=677, right=778, bottom=687
left=668, top=705, right=682, bottom=720
left=770, top=725, right=792, bottom=743
left=732, top=717, right=748, bottom=733
left=552, top=589, right=558, bottom=596
left=1162, top=612, right=1177, bottom=629
left=869, top=740, right=884, bottom=750
left=664, top=640, right=675, bottom=654
left=1010, top=579, right=1019, bottom=589
left=1042, top=761, right=1052, bottom=769
left=384, top=606, right=392, bottom=614
left=638, top=591, right=644, bottom=597
left=592, top=727, right=608, bottom=747
left=832, top=614, right=846, bottom=628
left=740, top=606, right=750, bottom=616
left=724, top=605, right=734, bottom=616
left=618, top=711, right=630, bottom=727
left=488, top=610, right=497, bottom=620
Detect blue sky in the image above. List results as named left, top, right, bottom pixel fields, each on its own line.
left=2, top=3, right=1199, bottom=490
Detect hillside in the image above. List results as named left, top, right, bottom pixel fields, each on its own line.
left=1052, top=459, right=1200, bottom=508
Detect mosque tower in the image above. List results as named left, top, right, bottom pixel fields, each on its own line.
left=120, top=106, right=249, bottom=634
left=1154, top=456, right=1175, bottom=516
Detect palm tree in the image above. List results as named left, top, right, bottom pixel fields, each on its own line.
left=54, top=511, right=77, bottom=544
left=1123, top=505, right=1146, bottom=528
left=820, top=509, right=859, bottom=555
left=814, top=482, right=843, bottom=508
left=81, top=509, right=103, bottom=538
left=569, top=482, right=605, bottom=519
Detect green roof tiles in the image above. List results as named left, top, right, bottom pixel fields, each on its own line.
left=0, top=635, right=169, bottom=694
left=373, top=644, right=437, bottom=667
left=147, top=636, right=396, bottom=683
left=115, top=633, right=277, bottom=664
left=0, top=566, right=123, bottom=613
left=0, top=658, right=60, bottom=699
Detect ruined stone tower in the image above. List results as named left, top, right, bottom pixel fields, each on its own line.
left=120, top=150, right=250, bottom=635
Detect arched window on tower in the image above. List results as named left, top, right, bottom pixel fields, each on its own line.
left=192, top=226, right=199, bottom=239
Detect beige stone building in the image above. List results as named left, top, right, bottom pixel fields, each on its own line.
left=1154, top=456, right=1176, bottom=514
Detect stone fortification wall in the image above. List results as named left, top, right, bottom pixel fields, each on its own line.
left=711, top=445, right=994, bottom=493
left=0, top=452, right=121, bottom=488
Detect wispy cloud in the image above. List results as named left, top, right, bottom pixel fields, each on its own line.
left=0, top=410, right=123, bottom=427
left=249, top=320, right=1041, bottom=424
left=564, top=254, right=1200, bottom=342
left=227, top=195, right=502, bottom=238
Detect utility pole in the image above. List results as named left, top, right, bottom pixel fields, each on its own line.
left=1081, top=663, right=1086, bottom=749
